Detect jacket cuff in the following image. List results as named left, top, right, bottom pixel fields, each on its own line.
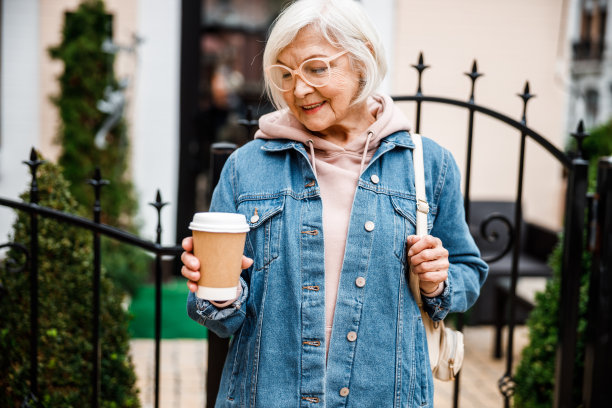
left=187, top=277, right=248, bottom=324
left=422, top=279, right=451, bottom=321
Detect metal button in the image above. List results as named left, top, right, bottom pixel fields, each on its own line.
left=355, top=277, right=366, bottom=287
left=364, top=221, right=375, bottom=232
left=347, top=331, right=357, bottom=342
left=370, top=174, right=380, bottom=184
left=250, top=215, right=260, bottom=223
left=339, top=387, right=350, bottom=397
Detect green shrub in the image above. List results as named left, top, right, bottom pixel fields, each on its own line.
left=514, top=119, right=611, bottom=407
left=49, top=0, right=149, bottom=296
left=0, top=161, right=140, bottom=407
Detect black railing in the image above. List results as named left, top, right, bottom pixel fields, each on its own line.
left=0, top=52, right=606, bottom=408
left=0, top=151, right=181, bottom=408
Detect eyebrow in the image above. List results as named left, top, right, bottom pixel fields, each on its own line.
left=276, top=53, right=329, bottom=66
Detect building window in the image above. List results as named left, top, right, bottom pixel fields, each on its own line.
left=573, top=0, right=608, bottom=60
left=585, top=88, right=599, bottom=127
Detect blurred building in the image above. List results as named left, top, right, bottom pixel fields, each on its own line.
left=1, top=0, right=608, bottom=246
left=566, top=0, right=612, bottom=130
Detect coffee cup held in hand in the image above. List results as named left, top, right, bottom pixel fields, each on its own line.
left=189, top=212, right=250, bottom=301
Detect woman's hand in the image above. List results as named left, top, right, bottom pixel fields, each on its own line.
left=406, top=235, right=449, bottom=294
left=181, top=237, right=254, bottom=293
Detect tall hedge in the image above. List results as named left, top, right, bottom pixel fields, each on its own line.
left=49, top=0, right=149, bottom=296
left=0, top=161, right=140, bottom=407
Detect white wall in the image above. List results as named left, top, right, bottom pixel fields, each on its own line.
left=361, top=0, right=396, bottom=95
left=0, top=0, right=40, bottom=241
left=132, top=0, right=181, bottom=244
left=392, top=0, right=570, bottom=230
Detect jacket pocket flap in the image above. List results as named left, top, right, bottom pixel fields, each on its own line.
left=237, top=196, right=285, bottom=229
left=390, top=195, right=433, bottom=231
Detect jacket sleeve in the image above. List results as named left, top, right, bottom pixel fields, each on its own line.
left=422, top=149, right=488, bottom=321
left=185, top=152, right=249, bottom=338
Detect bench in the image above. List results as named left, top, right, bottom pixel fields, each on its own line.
left=465, top=201, right=558, bottom=356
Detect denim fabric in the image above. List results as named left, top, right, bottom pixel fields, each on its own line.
left=187, top=131, right=488, bottom=408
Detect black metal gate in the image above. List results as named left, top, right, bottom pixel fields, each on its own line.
left=0, top=53, right=607, bottom=407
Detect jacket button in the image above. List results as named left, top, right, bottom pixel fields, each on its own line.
left=250, top=214, right=260, bottom=223
left=347, top=331, right=357, bottom=342
left=355, top=277, right=366, bottom=287
left=339, top=387, right=350, bottom=397
left=370, top=174, right=380, bottom=184
left=364, top=221, right=375, bottom=231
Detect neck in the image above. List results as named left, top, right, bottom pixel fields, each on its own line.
left=316, top=102, right=376, bottom=147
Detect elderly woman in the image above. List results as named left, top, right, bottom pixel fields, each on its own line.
left=181, top=0, right=488, bottom=406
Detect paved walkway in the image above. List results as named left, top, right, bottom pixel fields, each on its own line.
left=129, top=326, right=528, bottom=408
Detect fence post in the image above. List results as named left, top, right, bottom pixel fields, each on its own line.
left=23, top=148, right=44, bottom=403
left=582, top=156, right=612, bottom=407
left=87, top=168, right=108, bottom=408
left=206, top=142, right=237, bottom=408
left=553, top=122, right=589, bottom=408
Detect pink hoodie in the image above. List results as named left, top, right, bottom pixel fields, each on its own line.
left=255, top=94, right=412, bottom=352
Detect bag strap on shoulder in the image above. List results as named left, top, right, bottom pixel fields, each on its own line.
left=409, top=133, right=429, bottom=307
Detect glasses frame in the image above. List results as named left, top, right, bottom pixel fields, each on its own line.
left=265, top=50, right=349, bottom=92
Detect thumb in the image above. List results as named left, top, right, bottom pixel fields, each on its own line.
left=241, top=255, right=254, bottom=270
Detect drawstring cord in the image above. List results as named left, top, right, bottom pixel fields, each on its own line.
left=307, top=130, right=372, bottom=179
left=360, top=131, right=374, bottom=174
left=306, top=139, right=318, bottom=179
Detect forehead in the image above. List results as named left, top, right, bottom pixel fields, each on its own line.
left=277, top=26, right=341, bottom=64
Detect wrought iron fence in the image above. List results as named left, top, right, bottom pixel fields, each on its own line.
left=0, top=52, right=607, bottom=408
left=0, top=149, right=181, bottom=408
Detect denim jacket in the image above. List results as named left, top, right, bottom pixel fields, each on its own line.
left=187, top=131, right=488, bottom=408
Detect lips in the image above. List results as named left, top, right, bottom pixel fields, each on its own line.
left=301, top=101, right=325, bottom=114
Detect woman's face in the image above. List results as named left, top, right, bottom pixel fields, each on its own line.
left=275, top=26, right=364, bottom=135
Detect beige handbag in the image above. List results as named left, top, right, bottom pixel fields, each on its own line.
left=409, top=133, right=464, bottom=381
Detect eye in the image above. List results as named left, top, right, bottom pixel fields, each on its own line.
left=309, top=66, right=328, bottom=75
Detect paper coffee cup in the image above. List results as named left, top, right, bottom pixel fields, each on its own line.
left=189, top=212, right=250, bottom=301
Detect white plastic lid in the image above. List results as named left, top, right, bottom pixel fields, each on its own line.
left=189, top=212, right=250, bottom=233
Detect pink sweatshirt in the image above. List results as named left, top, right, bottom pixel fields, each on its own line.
left=254, top=94, right=413, bottom=351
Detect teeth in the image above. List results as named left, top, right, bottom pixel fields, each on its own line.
left=303, top=102, right=324, bottom=110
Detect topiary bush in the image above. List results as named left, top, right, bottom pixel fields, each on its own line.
left=49, top=0, right=150, bottom=296
left=514, top=119, right=611, bottom=407
left=0, top=160, right=140, bottom=407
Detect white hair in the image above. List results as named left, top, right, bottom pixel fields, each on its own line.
left=263, top=0, right=387, bottom=110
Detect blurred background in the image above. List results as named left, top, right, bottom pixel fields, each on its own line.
left=1, top=0, right=610, bottom=247
left=1, top=0, right=611, bottom=406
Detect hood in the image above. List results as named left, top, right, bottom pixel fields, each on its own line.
left=254, top=93, right=412, bottom=156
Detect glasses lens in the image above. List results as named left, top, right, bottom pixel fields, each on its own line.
left=268, top=66, right=294, bottom=91
left=301, top=59, right=330, bottom=87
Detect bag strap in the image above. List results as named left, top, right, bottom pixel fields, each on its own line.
left=409, top=133, right=429, bottom=307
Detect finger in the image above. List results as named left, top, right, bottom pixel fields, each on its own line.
left=182, top=236, right=193, bottom=251
left=186, top=280, right=198, bottom=293
left=180, top=251, right=200, bottom=271
left=181, top=265, right=201, bottom=282
left=406, top=235, right=420, bottom=249
left=409, top=247, right=449, bottom=266
left=412, top=258, right=449, bottom=275
left=407, top=235, right=442, bottom=257
left=415, top=270, right=448, bottom=285
left=241, top=256, right=254, bottom=269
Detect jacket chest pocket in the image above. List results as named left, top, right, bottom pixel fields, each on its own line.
left=237, top=195, right=285, bottom=271
left=390, top=195, right=433, bottom=264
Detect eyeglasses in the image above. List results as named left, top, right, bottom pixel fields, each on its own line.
left=265, top=50, right=348, bottom=92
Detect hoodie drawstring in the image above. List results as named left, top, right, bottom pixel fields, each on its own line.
left=306, top=139, right=318, bottom=179
left=359, top=131, right=374, bottom=174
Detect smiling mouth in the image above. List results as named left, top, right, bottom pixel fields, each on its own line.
left=302, top=101, right=325, bottom=110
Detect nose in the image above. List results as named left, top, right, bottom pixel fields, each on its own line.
left=293, top=75, right=314, bottom=98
